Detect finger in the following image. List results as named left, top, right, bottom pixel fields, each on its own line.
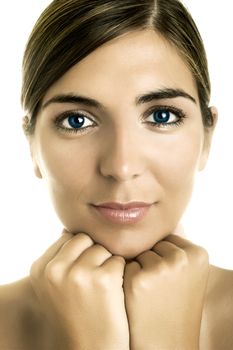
left=52, top=232, right=94, bottom=265
left=123, top=260, right=141, bottom=282
left=42, top=231, right=74, bottom=261
left=101, top=255, right=126, bottom=275
left=135, top=250, right=161, bottom=270
left=163, top=234, right=193, bottom=249
left=165, top=235, right=207, bottom=259
left=151, top=240, right=183, bottom=258
left=61, top=228, right=71, bottom=235
left=30, top=230, right=74, bottom=276
left=73, top=244, right=112, bottom=267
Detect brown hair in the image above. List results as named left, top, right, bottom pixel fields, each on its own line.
left=21, top=0, right=213, bottom=135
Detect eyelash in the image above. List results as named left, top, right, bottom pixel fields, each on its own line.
left=53, top=105, right=187, bottom=134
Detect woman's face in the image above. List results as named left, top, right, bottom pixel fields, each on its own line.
left=31, top=30, right=215, bottom=259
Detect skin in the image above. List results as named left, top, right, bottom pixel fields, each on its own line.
left=31, top=30, right=212, bottom=259
left=1, top=29, right=233, bottom=349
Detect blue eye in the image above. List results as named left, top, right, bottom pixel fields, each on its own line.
left=54, top=106, right=186, bottom=134
left=146, top=106, right=186, bottom=129
left=56, top=112, right=95, bottom=132
left=153, top=110, right=171, bottom=123
left=153, top=109, right=178, bottom=124
left=67, top=115, right=86, bottom=129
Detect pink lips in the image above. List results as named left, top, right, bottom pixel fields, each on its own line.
left=92, top=202, right=153, bottom=224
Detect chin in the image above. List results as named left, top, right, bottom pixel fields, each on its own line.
left=98, top=238, right=158, bottom=260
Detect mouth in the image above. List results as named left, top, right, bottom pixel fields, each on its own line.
left=93, top=201, right=153, bottom=209
left=91, top=201, right=154, bottom=225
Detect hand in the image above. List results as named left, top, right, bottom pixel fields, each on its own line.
left=30, top=230, right=130, bottom=350
left=123, top=234, right=210, bottom=350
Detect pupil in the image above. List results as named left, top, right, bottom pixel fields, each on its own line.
left=68, top=115, right=85, bottom=128
left=154, top=110, right=170, bottom=123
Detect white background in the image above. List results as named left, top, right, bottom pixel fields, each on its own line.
left=0, top=1, right=232, bottom=284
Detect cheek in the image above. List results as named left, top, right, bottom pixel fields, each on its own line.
left=37, top=140, right=98, bottom=229
left=153, top=130, right=204, bottom=201
left=38, top=138, right=96, bottom=197
left=144, top=131, right=204, bottom=237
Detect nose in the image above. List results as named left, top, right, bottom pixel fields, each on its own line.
left=98, top=127, right=146, bottom=181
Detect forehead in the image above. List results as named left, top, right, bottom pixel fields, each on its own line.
left=43, top=30, right=198, bottom=104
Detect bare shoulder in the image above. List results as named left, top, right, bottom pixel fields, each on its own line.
left=200, top=265, right=233, bottom=350
left=0, top=277, right=42, bottom=350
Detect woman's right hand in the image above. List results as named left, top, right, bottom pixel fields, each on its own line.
left=30, top=231, right=129, bottom=350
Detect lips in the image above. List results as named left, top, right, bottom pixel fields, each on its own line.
left=93, top=202, right=153, bottom=209
left=91, top=202, right=153, bottom=224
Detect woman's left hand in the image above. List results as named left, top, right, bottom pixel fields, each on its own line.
left=123, top=234, right=210, bottom=350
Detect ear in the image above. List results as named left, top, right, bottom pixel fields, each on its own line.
left=30, top=145, right=43, bottom=179
left=32, top=156, right=43, bottom=179
left=22, top=115, right=31, bottom=137
left=198, top=106, right=218, bottom=171
left=22, top=116, right=43, bottom=179
left=30, top=142, right=43, bottom=179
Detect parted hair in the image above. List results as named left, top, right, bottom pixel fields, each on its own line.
left=21, top=0, right=213, bottom=134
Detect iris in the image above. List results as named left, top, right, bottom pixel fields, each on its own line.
left=68, top=115, right=85, bottom=129
left=153, top=110, right=170, bottom=123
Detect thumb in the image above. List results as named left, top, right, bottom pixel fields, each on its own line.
left=61, top=228, right=73, bottom=236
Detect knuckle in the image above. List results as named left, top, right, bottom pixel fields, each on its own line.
left=94, top=271, right=112, bottom=289
left=171, top=248, right=188, bottom=265
left=68, top=267, right=90, bottom=287
left=75, top=232, right=93, bottom=245
left=129, top=272, right=149, bottom=293
left=93, top=243, right=104, bottom=251
left=112, top=255, right=126, bottom=265
left=94, top=244, right=111, bottom=255
left=44, top=260, right=64, bottom=284
left=196, top=246, right=209, bottom=263
left=30, top=259, right=40, bottom=280
left=155, top=259, right=168, bottom=272
left=68, top=268, right=112, bottom=290
left=189, top=244, right=209, bottom=260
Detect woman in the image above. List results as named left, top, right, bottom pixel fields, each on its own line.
left=0, top=0, right=232, bottom=349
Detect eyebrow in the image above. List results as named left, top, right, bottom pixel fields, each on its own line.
left=136, top=88, right=197, bottom=105
left=41, top=88, right=197, bottom=111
